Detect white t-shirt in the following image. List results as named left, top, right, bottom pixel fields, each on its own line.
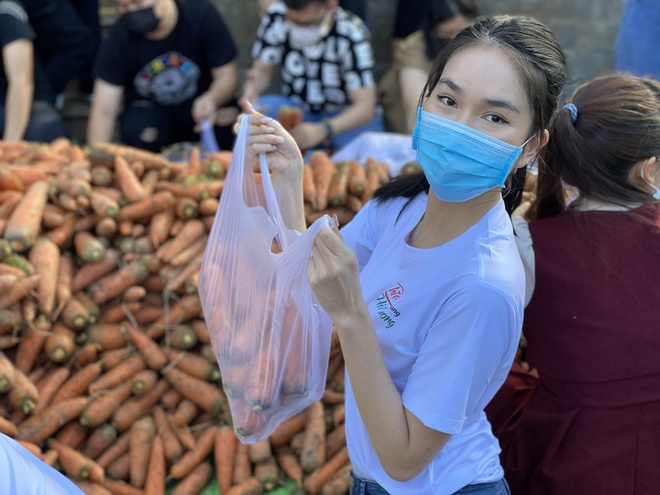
left=341, top=194, right=525, bottom=494
left=0, top=433, right=85, bottom=494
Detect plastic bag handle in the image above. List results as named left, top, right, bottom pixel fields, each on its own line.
left=200, top=118, right=220, bottom=153
left=259, top=153, right=290, bottom=250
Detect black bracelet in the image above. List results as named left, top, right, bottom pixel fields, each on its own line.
left=322, top=119, right=334, bottom=140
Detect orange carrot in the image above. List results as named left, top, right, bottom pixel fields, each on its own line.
left=303, top=163, right=318, bottom=209
left=301, top=400, right=326, bottom=472
left=347, top=160, right=367, bottom=195
left=82, top=423, right=118, bottom=460
left=168, top=234, right=207, bottom=267
left=80, top=380, right=134, bottom=428
left=170, top=399, right=199, bottom=427
left=88, top=354, right=146, bottom=395
left=319, top=463, right=352, bottom=495
left=165, top=349, right=220, bottom=382
left=33, top=365, right=70, bottom=413
left=3, top=181, right=50, bottom=251
left=163, top=367, right=226, bottom=415
left=172, top=461, right=213, bottom=495
left=8, top=367, right=39, bottom=414
left=232, top=441, right=252, bottom=485
left=156, top=218, right=205, bottom=263
left=16, top=439, right=42, bottom=457
left=44, top=323, right=77, bottom=363
left=170, top=424, right=218, bottom=479
left=275, top=448, right=303, bottom=486
left=148, top=209, right=174, bottom=249
left=248, top=438, right=272, bottom=464
left=152, top=405, right=183, bottom=462
left=60, top=297, right=90, bottom=330
left=131, top=369, right=158, bottom=396
left=215, top=425, right=238, bottom=494
left=96, top=429, right=131, bottom=468
left=48, top=437, right=105, bottom=482
left=361, top=157, right=381, bottom=203
left=111, top=379, right=169, bottom=432
left=55, top=252, right=74, bottom=311
left=141, top=169, right=160, bottom=196
left=0, top=164, right=24, bottom=191
left=255, top=455, right=279, bottom=491
left=0, top=351, right=16, bottom=392
left=71, top=249, right=120, bottom=292
left=102, top=479, right=144, bottom=495
left=143, top=435, right=165, bottom=495
left=160, top=388, right=182, bottom=410
left=226, top=476, right=263, bottom=495
left=116, top=190, right=174, bottom=222
left=51, top=361, right=103, bottom=404
left=74, top=231, right=106, bottom=263
left=345, top=193, right=363, bottom=214
left=174, top=196, right=199, bottom=220
left=327, top=161, right=351, bottom=207
left=91, top=165, right=113, bottom=186
left=90, top=190, right=119, bottom=218
left=148, top=295, right=202, bottom=339
left=122, top=285, right=146, bottom=303
left=74, top=291, right=101, bottom=325
left=129, top=415, right=156, bottom=488
left=324, top=423, right=346, bottom=459
left=303, top=446, right=350, bottom=494
left=310, top=151, right=337, bottom=211
left=114, top=155, right=146, bottom=203
left=198, top=197, right=219, bottom=216
left=17, top=397, right=89, bottom=444
left=168, top=325, right=197, bottom=351
left=123, top=325, right=167, bottom=371
left=97, top=302, right=140, bottom=325
left=88, top=259, right=150, bottom=304
left=0, top=273, right=39, bottom=310
left=106, top=452, right=131, bottom=480
left=72, top=342, right=101, bottom=368
left=86, top=323, right=129, bottom=351
left=0, top=415, right=17, bottom=437
left=0, top=191, right=22, bottom=217
left=155, top=180, right=225, bottom=201
left=92, top=216, right=116, bottom=238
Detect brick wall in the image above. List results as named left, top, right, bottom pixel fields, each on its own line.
left=210, top=0, right=626, bottom=99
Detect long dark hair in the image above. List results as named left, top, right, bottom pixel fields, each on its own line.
left=423, top=0, right=477, bottom=60
left=375, top=15, right=567, bottom=214
left=535, top=74, right=660, bottom=219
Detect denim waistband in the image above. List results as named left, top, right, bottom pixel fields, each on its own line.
left=349, top=470, right=511, bottom=495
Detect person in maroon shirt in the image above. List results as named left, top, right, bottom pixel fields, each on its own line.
left=486, top=73, right=660, bottom=495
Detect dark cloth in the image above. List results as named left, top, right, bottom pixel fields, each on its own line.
left=486, top=206, right=660, bottom=495
left=0, top=0, right=67, bottom=140
left=252, top=3, right=376, bottom=114
left=22, top=0, right=99, bottom=98
left=392, top=0, right=430, bottom=39
left=0, top=100, right=70, bottom=142
left=339, top=0, right=366, bottom=22
left=0, top=0, right=35, bottom=97
left=120, top=99, right=235, bottom=152
left=93, top=0, right=237, bottom=150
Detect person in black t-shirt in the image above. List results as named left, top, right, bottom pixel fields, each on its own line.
left=242, top=0, right=383, bottom=152
left=87, top=0, right=239, bottom=152
left=0, top=0, right=69, bottom=141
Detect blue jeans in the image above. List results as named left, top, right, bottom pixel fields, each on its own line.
left=349, top=470, right=512, bottom=495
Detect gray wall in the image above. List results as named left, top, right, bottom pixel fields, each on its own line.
left=211, top=0, right=625, bottom=100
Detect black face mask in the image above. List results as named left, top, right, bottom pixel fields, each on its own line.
left=124, top=7, right=160, bottom=34
left=428, top=36, right=451, bottom=59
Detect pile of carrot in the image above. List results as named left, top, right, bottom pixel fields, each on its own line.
left=0, top=138, right=381, bottom=494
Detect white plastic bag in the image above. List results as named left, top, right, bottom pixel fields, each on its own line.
left=198, top=115, right=334, bottom=444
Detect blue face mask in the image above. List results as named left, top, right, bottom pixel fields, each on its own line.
left=412, top=107, right=533, bottom=202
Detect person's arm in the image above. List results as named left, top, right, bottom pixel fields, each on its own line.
left=291, top=86, right=376, bottom=149
left=3, top=38, right=34, bottom=141
left=308, top=229, right=451, bottom=481
left=192, top=61, right=239, bottom=124
left=239, top=59, right=275, bottom=110
left=399, top=66, right=429, bottom=134
left=86, top=78, right=123, bottom=145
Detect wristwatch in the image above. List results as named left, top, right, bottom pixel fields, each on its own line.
left=322, top=119, right=334, bottom=140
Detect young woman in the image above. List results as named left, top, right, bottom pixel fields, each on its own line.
left=242, top=15, right=567, bottom=494
left=487, top=74, right=660, bottom=495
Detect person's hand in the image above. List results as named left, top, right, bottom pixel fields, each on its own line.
left=307, top=224, right=365, bottom=327
left=290, top=122, right=327, bottom=150
left=235, top=104, right=302, bottom=177
left=192, top=93, right=217, bottom=131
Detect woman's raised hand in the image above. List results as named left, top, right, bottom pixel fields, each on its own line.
left=235, top=104, right=303, bottom=177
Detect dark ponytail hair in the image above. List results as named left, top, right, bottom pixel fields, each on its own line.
left=535, top=74, right=660, bottom=219
left=375, top=15, right=568, bottom=213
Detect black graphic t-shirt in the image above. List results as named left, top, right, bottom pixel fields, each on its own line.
left=252, top=1, right=375, bottom=113
left=94, top=0, right=236, bottom=107
left=0, top=0, right=33, bottom=97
